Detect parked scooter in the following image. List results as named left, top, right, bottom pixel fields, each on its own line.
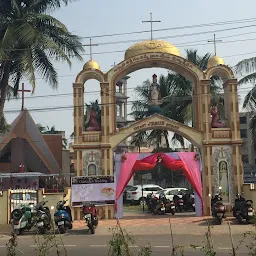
left=233, top=194, right=254, bottom=224
left=11, top=203, right=36, bottom=235
left=82, top=203, right=99, bottom=234
left=35, top=196, right=52, bottom=234
left=173, top=194, right=184, bottom=212
left=211, top=194, right=225, bottom=224
left=54, top=196, right=73, bottom=234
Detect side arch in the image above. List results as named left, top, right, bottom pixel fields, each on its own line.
left=110, top=114, right=203, bottom=149
left=205, top=65, right=235, bottom=81
left=75, top=69, right=105, bottom=84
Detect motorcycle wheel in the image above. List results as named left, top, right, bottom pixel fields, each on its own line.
left=88, top=224, right=95, bottom=234
left=237, top=215, right=243, bottom=224
left=216, top=218, right=222, bottom=225
left=69, top=223, right=73, bottom=229
left=14, top=228, right=24, bottom=235
left=171, top=210, right=175, bottom=216
left=178, top=207, right=183, bottom=213
left=38, top=227, right=46, bottom=234
left=58, top=225, right=66, bottom=234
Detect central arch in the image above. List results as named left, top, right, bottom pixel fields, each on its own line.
left=110, top=114, right=203, bottom=149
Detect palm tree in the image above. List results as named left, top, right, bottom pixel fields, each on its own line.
left=131, top=49, right=222, bottom=149
left=37, top=124, right=68, bottom=149
left=235, top=57, right=256, bottom=143
left=0, top=0, right=84, bottom=132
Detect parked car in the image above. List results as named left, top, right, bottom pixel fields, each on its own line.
left=126, top=184, right=164, bottom=205
left=155, top=188, right=188, bottom=201
left=123, top=185, right=134, bottom=203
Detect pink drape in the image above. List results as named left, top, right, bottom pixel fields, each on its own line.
left=115, top=153, right=139, bottom=201
left=177, top=152, right=202, bottom=200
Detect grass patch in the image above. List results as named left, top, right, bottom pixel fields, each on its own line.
left=123, top=204, right=145, bottom=212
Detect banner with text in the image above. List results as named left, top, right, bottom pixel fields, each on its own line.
left=71, top=176, right=115, bottom=203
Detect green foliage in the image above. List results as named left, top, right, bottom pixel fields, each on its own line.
left=6, top=233, right=18, bottom=256
left=108, top=221, right=152, bottom=256
left=33, top=222, right=67, bottom=256
left=36, top=124, right=68, bottom=149
left=0, top=0, right=84, bottom=130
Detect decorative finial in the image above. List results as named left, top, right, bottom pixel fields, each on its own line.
left=142, top=13, right=161, bottom=40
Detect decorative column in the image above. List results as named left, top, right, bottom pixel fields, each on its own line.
left=224, top=79, right=243, bottom=195
left=200, top=79, right=212, bottom=216
left=193, top=81, right=203, bottom=131
left=73, top=83, right=84, bottom=144
left=100, top=83, right=109, bottom=144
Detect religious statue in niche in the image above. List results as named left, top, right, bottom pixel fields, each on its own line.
left=84, top=100, right=101, bottom=131
left=88, top=163, right=97, bottom=176
left=210, top=105, right=226, bottom=128
left=219, top=160, right=229, bottom=197
left=83, top=150, right=102, bottom=176
left=148, top=74, right=162, bottom=114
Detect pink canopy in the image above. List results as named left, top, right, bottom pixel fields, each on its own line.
left=115, top=152, right=203, bottom=213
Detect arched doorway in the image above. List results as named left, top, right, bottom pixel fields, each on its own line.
left=72, top=39, right=243, bottom=219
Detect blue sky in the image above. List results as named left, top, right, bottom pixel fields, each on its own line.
left=5, top=0, right=256, bottom=142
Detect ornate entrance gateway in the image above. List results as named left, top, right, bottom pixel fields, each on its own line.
left=72, top=39, right=243, bottom=219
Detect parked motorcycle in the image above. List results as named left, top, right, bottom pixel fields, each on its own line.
left=211, top=194, right=225, bottom=225
left=183, top=192, right=195, bottom=212
left=233, top=194, right=254, bottom=224
left=11, top=203, right=36, bottom=235
left=164, top=200, right=176, bottom=215
left=146, top=193, right=155, bottom=213
left=173, top=194, right=184, bottom=212
left=82, top=203, right=99, bottom=234
left=35, top=196, right=52, bottom=234
left=148, top=192, right=166, bottom=215
left=54, top=197, right=73, bottom=234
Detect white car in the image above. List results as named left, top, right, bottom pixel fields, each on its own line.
left=126, top=184, right=164, bottom=205
left=155, top=188, right=188, bottom=201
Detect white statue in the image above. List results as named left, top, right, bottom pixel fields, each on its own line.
left=148, top=74, right=162, bottom=106
left=219, top=161, right=229, bottom=197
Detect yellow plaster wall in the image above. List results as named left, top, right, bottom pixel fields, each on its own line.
left=38, top=189, right=66, bottom=218
left=243, top=184, right=256, bottom=203
left=0, top=190, right=9, bottom=224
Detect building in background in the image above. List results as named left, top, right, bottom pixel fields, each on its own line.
left=239, top=112, right=256, bottom=183
left=0, top=109, right=72, bottom=189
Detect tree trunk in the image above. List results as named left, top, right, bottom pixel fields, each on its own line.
left=163, top=130, right=170, bottom=150
left=0, top=63, right=11, bottom=131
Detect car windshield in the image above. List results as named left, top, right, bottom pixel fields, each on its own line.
left=155, top=189, right=167, bottom=194
left=128, top=186, right=138, bottom=192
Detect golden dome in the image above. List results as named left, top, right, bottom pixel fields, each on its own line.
left=124, top=40, right=180, bottom=60
left=207, top=56, right=225, bottom=69
left=83, top=60, right=100, bottom=70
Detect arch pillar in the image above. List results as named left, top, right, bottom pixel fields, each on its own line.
left=199, top=80, right=212, bottom=215
left=100, top=83, right=109, bottom=144
left=73, top=83, right=84, bottom=144
left=226, top=79, right=243, bottom=195
left=100, top=146, right=113, bottom=176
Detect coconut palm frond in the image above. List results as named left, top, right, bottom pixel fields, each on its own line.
left=235, top=57, right=256, bottom=75
left=243, top=88, right=256, bottom=111
left=249, top=113, right=256, bottom=144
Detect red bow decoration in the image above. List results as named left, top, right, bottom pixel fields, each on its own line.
left=121, top=154, right=127, bottom=162
left=194, top=153, right=199, bottom=161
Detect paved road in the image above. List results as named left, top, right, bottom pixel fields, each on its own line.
left=0, top=231, right=252, bottom=256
